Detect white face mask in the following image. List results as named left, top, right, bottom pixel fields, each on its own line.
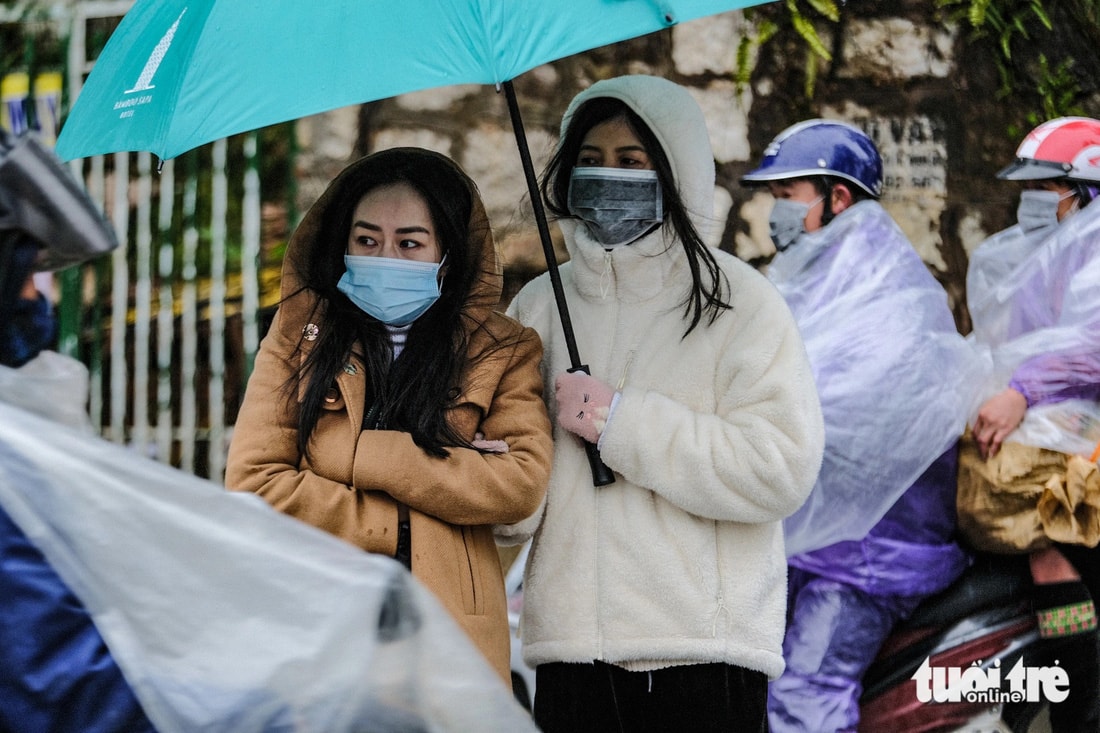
left=1016, top=189, right=1075, bottom=234
left=567, top=168, right=664, bottom=248
left=769, top=196, right=823, bottom=252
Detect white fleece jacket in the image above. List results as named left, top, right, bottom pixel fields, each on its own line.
left=501, top=75, right=824, bottom=679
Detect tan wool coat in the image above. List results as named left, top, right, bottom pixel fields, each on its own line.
left=225, top=151, right=552, bottom=682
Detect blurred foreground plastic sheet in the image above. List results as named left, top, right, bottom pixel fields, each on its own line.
left=0, top=400, right=537, bottom=733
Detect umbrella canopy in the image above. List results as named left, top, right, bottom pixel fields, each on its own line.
left=55, top=0, right=772, bottom=485
left=55, top=0, right=767, bottom=161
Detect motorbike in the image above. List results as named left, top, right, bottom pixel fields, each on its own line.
left=859, top=550, right=1073, bottom=733
left=507, top=546, right=1069, bottom=731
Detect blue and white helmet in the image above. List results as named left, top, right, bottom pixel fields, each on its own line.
left=740, top=119, right=884, bottom=198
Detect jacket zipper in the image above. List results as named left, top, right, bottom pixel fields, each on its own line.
left=711, top=520, right=728, bottom=637
left=599, top=251, right=613, bottom=300
left=594, top=296, right=625, bottom=660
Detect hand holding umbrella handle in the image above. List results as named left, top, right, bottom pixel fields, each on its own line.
left=566, top=365, right=617, bottom=487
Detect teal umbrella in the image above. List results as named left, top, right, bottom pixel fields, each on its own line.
left=56, top=0, right=767, bottom=161
left=55, top=0, right=772, bottom=484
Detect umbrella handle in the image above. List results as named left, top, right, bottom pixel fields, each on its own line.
left=501, top=80, right=615, bottom=487
left=585, top=441, right=616, bottom=487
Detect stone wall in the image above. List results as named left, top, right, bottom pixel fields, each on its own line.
left=292, top=3, right=1090, bottom=328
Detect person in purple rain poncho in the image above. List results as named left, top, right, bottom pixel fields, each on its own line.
left=966, top=116, right=1100, bottom=733
left=741, top=119, right=978, bottom=733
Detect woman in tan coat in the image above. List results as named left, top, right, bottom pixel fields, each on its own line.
left=226, top=147, right=552, bottom=683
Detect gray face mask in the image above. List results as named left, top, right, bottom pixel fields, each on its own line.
left=568, top=168, right=664, bottom=248
left=1016, top=189, right=1064, bottom=234
left=768, top=196, right=821, bottom=252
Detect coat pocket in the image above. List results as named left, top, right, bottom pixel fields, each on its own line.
left=451, top=525, right=487, bottom=616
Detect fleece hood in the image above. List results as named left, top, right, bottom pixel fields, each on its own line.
left=560, top=75, right=716, bottom=236
left=555, top=75, right=717, bottom=303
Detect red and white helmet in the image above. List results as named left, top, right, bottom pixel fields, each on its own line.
left=997, top=116, right=1100, bottom=183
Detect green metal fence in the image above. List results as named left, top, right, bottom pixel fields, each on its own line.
left=3, top=1, right=286, bottom=482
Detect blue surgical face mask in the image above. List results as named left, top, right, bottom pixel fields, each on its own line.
left=567, top=168, right=664, bottom=248
left=337, top=254, right=444, bottom=326
left=769, top=196, right=822, bottom=252
left=1016, top=189, right=1072, bottom=234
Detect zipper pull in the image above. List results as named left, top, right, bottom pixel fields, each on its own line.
left=600, top=251, right=613, bottom=300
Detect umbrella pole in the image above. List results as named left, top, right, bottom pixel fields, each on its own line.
left=501, top=80, right=614, bottom=487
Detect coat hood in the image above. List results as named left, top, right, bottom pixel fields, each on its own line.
left=560, top=75, right=716, bottom=231
left=281, top=147, right=503, bottom=322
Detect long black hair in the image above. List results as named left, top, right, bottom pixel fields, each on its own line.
left=291, top=148, right=493, bottom=458
left=540, top=97, right=730, bottom=336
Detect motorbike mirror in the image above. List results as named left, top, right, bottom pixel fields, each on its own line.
left=0, top=129, right=118, bottom=273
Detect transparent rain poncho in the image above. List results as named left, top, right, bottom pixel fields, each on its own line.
left=966, top=201, right=1100, bottom=457
left=0, top=370, right=536, bottom=733
left=767, top=200, right=980, bottom=557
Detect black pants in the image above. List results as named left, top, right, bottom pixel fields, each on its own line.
left=533, top=661, right=768, bottom=733
left=1056, top=543, right=1100, bottom=603
left=1045, top=543, right=1100, bottom=733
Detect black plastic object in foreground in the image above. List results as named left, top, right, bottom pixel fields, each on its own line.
left=0, top=130, right=118, bottom=272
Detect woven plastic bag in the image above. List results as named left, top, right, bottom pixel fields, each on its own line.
left=957, top=433, right=1100, bottom=553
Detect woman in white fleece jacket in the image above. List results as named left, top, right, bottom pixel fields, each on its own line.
left=499, top=74, right=825, bottom=731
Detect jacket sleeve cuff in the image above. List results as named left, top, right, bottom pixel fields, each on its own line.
left=1008, top=378, right=1035, bottom=407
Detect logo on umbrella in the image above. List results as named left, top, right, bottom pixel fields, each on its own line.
left=125, top=8, right=186, bottom=94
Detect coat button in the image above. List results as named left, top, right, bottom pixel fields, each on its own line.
left=324, top=388, right=339, bottom=404
left=343, top=363, right=358, bottom=375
